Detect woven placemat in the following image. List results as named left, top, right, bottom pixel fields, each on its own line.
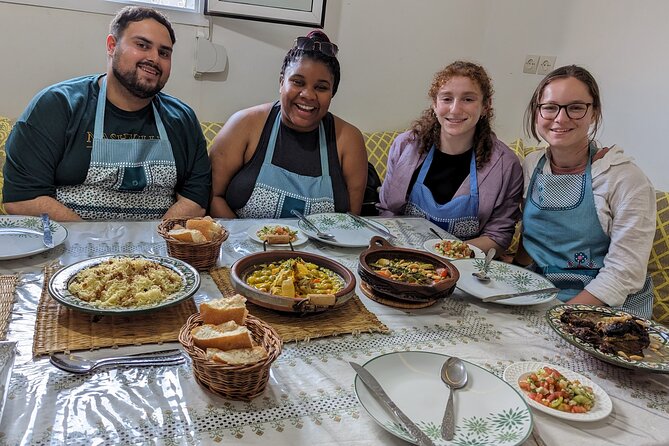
left=33, top=266, right=197, bottom=356
left=210, top=267, right=389, bottom=342
left=0, top=274, right=18, bottom=340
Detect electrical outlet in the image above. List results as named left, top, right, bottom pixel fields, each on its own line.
left=523, top=55, right=539, bottom=74
left=537, top=56, right=557, bottom=75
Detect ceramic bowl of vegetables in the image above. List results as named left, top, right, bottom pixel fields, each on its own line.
left=230, top=250, right=356, bottom=313
left=358, top=236, right=459, bottom=302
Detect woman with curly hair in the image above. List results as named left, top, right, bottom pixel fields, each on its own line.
left=378, top=61, right=523, bottom=254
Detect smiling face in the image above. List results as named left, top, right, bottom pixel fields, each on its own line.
left=279, top=58, right=334, bottom=132
left=109, top=18, right=173, bottom=99
left=536, top=77, right=595, bottom=152
left=432, top=76, right=488, bottom=148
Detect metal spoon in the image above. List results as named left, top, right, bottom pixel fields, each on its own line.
left=291, top=210, right=336, bottom=240
left=50, top=349, right=185, bottom=374
left=472, top=248, right=496, bottom=282
left=440, top=356, right=469, bottom=440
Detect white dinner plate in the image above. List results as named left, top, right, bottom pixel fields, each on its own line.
left=0, top=215, right=68, bottom=260
left=297, top=213, right=392, bottom=248
left=48, top=254, right=200, bottom=315
left=354, top=351, right=532, bottom=445
left=503, top=361, right=612, bottom=422
left=455, top=259, right=557, bottom=306
left=0, top=341, right=17, bottom=425
left=247, top=223, right=308, bottom=247
left=423, top=238, right=484, bottom=260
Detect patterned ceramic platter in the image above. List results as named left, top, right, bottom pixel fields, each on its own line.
left=354, top=351, right=532, bottom=446
left=546, top=304, right=669, bottom=373
left=296, top=213, right=392, bottom=248
left=423, top=238, right=485, bottom=260
left=0, top=341, right=17, bottom=425
left=0, top=215, right=68, bottom=260
left=247, top=223, right=308, bottom=247
left=503, top=361, right=612, bottom=422
left=455, top=259, right=557, bottom=306
left=48, top=254, right=200, bottom=315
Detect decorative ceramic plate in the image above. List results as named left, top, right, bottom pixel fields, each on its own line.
left=0, top=341, right=16, bottom=424
left=455, top=259, right=557, bottom=306
left=354, top=351, right=532, bottom=446
left=0, top=215, right=68, bottom=260
left=247, top=223, right=308, bottom=247
left=48, top=254, right=200, bottom=315
left=423, top=238, right=485, bottom=260
left=503, top=361, right=612, bottom=422
left=297, top=213, right=392, bottom=248
left=546, top=304, right=669, bottom=373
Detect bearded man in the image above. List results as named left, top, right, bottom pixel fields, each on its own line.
left=2, top=6, right=211, bottom=220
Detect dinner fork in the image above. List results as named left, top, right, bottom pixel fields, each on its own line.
left=291, top=210, right=336, bottom=240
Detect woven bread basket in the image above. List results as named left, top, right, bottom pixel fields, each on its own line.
left=157, top=217, right=228, bottom=270
left=179, top=313, right=282, bottom=401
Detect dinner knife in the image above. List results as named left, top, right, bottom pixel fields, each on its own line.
left=350, top=361, right=435, bottom=446
left=41, top=213, right=54, bottom=248
left=481, top=287, right=560, bottom=302
left=346, top=212, right=396, bottom=240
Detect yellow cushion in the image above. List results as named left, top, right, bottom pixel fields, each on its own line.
left=0, top=116, right=12, bottom=215
left=650, top=191, right=669, bottom=324
left=363, top=131, right=401, bottom=181
left=200, top=121, right=225, bottom=151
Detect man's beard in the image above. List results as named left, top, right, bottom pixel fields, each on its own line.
left=112, top=55, right=166, bottom=99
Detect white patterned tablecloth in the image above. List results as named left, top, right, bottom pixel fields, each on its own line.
left=0, top=218, right=667, bottom=445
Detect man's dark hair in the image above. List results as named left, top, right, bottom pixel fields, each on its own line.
left=110, top=6, right=176, bottom=45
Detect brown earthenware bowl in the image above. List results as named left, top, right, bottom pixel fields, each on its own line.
left=230, top=250, right=356, bottom=313
left=358, top=236, right=459, bottom=302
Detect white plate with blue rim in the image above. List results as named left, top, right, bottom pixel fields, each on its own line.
left=297, top=212, right=392, bottom=248
left=0, top=215, right=67, bottom=260
left=455, top=259, right=557, bottom=306
left=354, top=351, right=533, bottom=446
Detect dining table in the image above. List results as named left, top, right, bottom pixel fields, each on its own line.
left=0, top=216, right=668, bottom=446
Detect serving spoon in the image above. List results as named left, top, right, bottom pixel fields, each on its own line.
left=50, top=349, right=185, bottom=374
left=440, top=356, right=468, bottom=440
left=472, top=248, right=496, bottom=282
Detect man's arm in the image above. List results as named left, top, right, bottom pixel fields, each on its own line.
left=4, top=196, right=82, bottom=221
left=163, top=194, right=205, bottom=219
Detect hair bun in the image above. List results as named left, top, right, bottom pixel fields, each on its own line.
left=305, top=29, right=330, bottom=43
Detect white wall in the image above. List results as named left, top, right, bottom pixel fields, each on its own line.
left=0, top=0, right=666, bottom=189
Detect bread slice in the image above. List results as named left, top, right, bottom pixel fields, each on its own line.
left=191, top=321, right=254, bottom=350
left=200, top=294, right=248, bottom=325
left=307, top=293, right=336, bottom=306
left=186, top=217, right=223, bottom=241
left=168, top=228, right=207, bottom=243
left=206, top=346, right=268, bottom=365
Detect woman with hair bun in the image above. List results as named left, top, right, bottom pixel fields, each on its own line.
left=378, top=61, right=523, bottom=254
left=209, top=30, right=367, bottom=218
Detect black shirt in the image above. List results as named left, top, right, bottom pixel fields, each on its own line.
left=407, top=148, right=473, bottom=204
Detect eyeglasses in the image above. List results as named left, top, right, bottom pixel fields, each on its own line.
left=293, top=36, right=339, bottom=57
left=538, top=102, right=592, bottom=120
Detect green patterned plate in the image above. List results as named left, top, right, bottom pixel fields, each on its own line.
left=546, top=304, right=669, bottom=373
left=354, top=351, right=532, bottom=445
left=48, top=254, right=200, bottom=315
left=296, top=213, right=391, bottom=248
left=0, top=215, right=68, bottom=260
left=455, top=259, right=557, bottom=306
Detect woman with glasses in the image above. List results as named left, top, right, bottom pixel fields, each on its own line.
left=209, top=30, right=367, bottom=218
left=516, top=65, right=656, bottom=317
left=378, top=61, right=523, bottom=255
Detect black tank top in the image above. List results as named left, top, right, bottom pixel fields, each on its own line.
left=225, top=102, right=349, bottom=212
left=408, top=148, right=473, bottom=205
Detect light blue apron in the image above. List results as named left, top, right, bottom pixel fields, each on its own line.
left=523, top=145, right=654, bottom=318
left=57, top=76, right=177, bottom=220
left=235, top=111, right=335, bottom=218
left=405, top=146, right=480, bottom=239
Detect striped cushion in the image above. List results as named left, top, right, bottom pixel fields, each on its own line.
left=650, top=191, right=669, bottom=324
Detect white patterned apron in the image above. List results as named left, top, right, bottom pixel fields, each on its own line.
left=57, top=76, right=177, bottom=220
left=235, top=111, right=335, bottom=218
left=405, top=146, right=480, bottom=239
left=523, top=145, right=654, bottom=318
